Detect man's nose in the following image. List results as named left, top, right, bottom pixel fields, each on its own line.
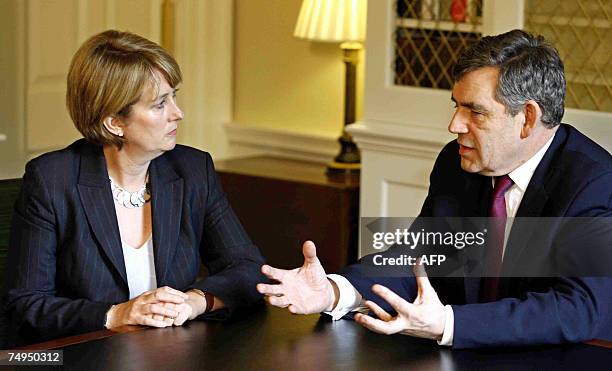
left=448, top=111, right=468, bottom=134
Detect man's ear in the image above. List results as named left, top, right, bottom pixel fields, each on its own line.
left=102, top=116, right=124, bottom=137
left=520, top=100, right=541, bottom=139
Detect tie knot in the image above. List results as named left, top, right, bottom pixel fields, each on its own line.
left=492, top=175, right=513, bottom=198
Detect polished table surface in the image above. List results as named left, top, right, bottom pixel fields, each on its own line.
left=3, top=305, right=611, bottom=370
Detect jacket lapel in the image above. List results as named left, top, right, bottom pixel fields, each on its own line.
left=462, top=174, right=490, bottom=299
left=149, top=154, right=183, bottom=286
left=502, top=125, right=567, bottom=274
left=76, top=142, right=128, bottom=287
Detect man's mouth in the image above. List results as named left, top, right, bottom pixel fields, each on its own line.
left=458, top=144, right=473, bottom=155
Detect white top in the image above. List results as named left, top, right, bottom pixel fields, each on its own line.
left=121, top=235, right=157, bottom=299
left=326, top=133, right=557, bottom=346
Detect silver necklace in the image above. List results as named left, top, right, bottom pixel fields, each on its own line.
left=109, top=175, right=151, bottom=209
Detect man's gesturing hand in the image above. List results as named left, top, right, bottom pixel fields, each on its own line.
left=354, top=263, right=446, bottom=340
left=257, top=241, right=337, bottom=314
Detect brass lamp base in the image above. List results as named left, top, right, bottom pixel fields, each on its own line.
left=326, top=133, right=360, bottom=175
left=326, top=161, right=360, bottom=175
left=325, top=43, right=362, bottom=176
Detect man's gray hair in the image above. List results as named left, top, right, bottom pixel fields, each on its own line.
left=453, top=29, right=565, bottom=128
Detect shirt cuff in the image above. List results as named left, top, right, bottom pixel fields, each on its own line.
left=437, top=305, right=454, bottom=346
left=324, top=274, right=365, bottom=320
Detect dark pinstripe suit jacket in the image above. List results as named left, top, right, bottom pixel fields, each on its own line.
left=4, top=139, right=265, bottom=344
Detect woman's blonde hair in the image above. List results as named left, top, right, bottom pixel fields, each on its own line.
left=66, top=30, right=182, bottom=146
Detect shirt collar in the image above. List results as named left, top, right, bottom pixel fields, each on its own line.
left=506, top=133, right=556, bottom=192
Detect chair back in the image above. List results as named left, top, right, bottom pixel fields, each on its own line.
left=0, top=178, right=22, bottom=348
left=0, top=178, right=22, bottom=294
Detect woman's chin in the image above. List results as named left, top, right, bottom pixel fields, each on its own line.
left=163, top=141, right=177, bottom=152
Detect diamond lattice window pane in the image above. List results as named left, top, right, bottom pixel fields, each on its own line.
left=524, top=0, right=612, bottom=112
left=394, top=0, right=483, bottom=90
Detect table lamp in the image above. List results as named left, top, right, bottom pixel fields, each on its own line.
left=294, top=0, right=367, bottom=174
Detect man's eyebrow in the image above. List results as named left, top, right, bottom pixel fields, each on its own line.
left=450, top=96, right=488, bottom=113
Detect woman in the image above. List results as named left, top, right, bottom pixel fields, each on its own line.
left=4, top=30, right=264, bottom=344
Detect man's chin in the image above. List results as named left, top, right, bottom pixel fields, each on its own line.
left=459, top=158, right=483, bottom=174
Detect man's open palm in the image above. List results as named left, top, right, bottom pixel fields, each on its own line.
left=257, top=241, right=335, bottom=314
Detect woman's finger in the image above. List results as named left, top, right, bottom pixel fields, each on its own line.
left=145, top=303, right=178, bottom=318
left=142, top=290, right=186, bottom=304
left=173, top=312, right=189, bottom=326
left=159, top=286, right=189, bottom=299
left=140, top=315, right=170, bottom=328
left=163, top=316, right=174, bottom=326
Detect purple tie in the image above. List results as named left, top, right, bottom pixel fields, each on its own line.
left=480, top=175, right=514, bottom=302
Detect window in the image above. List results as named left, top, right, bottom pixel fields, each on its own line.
left=524, top=0, right=612, bottom=112
left=394, top=0, right=483, bottom=89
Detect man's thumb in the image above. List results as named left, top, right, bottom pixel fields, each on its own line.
left=302, top=240, right=319, bottom=263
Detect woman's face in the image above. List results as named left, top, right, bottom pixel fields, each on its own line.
left=119, top=70, right=183, bottom=158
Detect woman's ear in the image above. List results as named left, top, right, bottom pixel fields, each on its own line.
left=103, top=116, right=124, bottom=137
left=520, top=100, right=542, bottom=139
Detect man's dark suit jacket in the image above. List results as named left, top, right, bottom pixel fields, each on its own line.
left=3, top=139, right=265, bottom=345
left=341, top=124, right=612, bottom=348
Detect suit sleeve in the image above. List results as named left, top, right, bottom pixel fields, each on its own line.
left=339, top=264, right=417, bottom=316
left=188, top=154, right=265, bottom=319
left=338, top=143, right=458, bottom=315
left=5, top=161, right=111, bottom=342
left=452, top=277, right=610, bottom=348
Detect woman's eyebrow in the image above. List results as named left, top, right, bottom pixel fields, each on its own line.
left=153, top=88, right=179, bottom=102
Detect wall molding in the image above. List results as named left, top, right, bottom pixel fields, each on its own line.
left=347, top=119, right=453, bottom=160
left=225, top=121, right=339, bottom=163
left=224, top=119, right=457, bottom=164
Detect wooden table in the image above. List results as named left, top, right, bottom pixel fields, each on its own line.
left=2, top=306, right=610, bottom=370
left=215, top=156, right=360, bottom=272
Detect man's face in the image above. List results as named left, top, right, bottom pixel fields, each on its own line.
left=449, top=67, right=525, bottom=176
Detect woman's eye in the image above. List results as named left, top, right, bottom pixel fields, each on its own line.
left=156, top=100, right=166, bottom=109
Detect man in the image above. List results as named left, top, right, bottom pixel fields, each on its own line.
left=257, top=30, right=612, bottom=348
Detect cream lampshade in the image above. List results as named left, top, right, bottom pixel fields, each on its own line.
left=294, top=0, right=366, bottom=43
